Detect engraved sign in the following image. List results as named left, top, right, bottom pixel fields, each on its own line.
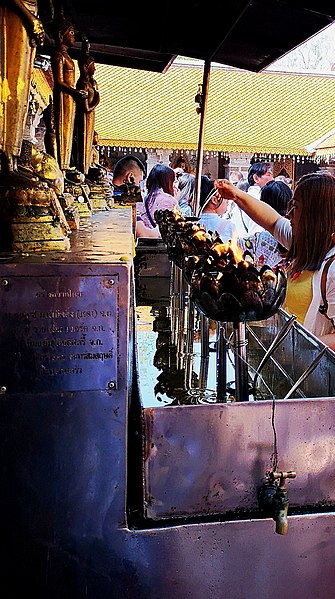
left=0, top=275, right=119, bottom=393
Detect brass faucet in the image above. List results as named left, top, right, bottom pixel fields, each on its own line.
left=270, top=471, right=297, bottom=535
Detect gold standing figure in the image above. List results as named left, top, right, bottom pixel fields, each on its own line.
left=75, top=40, right=100, bottom=175
left=52, top=17, right=88, bottom=171
left=0, top=0, right=44, bottom=171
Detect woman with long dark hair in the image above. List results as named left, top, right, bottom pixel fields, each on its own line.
left=136, top=164, right=176, bottom=232
left=214, top=173, right=335, bottom=349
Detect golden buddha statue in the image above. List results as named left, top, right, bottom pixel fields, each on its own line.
left=0, top=0, right=44, bottom=172
left=52, top=16, right=88, bottom=172
left=75, top=40, right=100, bottom=175
left=31, top=146, right=64, bottom=196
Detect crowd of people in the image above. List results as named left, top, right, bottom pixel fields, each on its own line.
left=109, top=153, right=335, bottom=350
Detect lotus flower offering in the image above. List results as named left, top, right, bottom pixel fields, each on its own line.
left=155, top=208, right=287, bottom=323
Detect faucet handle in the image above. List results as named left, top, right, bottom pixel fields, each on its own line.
left=270, top=470, right=296, bottom=488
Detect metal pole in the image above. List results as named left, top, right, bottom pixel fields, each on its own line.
left=233, top=322, right=249, bottom=402
left=216, top=323, right=227, bottom=403
left=199, top=313, right=209, bottom=390
left=176, top=269, right=186, bottom=369
left=192, top=59, right=211, bottom=217
left=170, top=263, right=180, bottom=347
left=184, top=291, right=195, bottom=389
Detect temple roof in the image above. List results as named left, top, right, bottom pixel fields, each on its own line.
left=94, top=63, right=335, bottom=156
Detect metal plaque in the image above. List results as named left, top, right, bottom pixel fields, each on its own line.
left=0, top=274, right=119, bottom=393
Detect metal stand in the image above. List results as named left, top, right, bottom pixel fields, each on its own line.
left=171, top=263, right=195, bottom=388
left=184, top=290, right=195, bottom=389
left=170, top=263, right=182, bottom=348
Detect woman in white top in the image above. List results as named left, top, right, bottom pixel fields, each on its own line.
left=214, top=173, right=335, bottom=350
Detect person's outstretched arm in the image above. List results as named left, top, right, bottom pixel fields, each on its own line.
left=214, top=179, right=281, bottom=236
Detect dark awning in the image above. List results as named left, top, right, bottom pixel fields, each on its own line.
left=39, top=1, right=335, bottom=73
